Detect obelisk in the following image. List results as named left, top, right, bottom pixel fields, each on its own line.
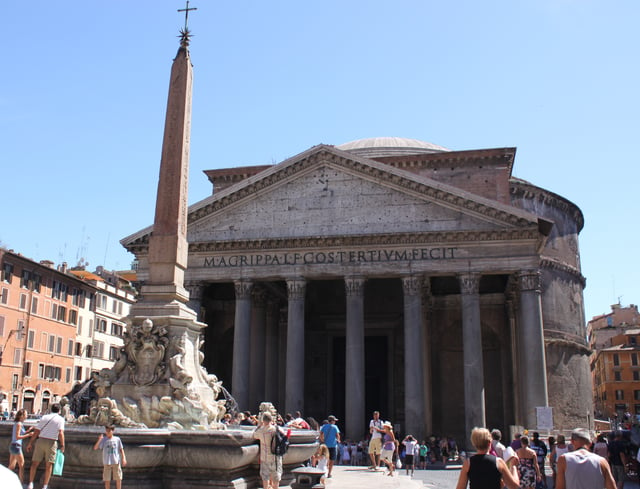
left=133, top=28, right=195, bottom=319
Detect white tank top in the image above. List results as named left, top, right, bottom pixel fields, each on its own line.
left=564, top=449, right=604, bottom=489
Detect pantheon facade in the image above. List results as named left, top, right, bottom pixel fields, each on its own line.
left=122, top=137, right=592, bottom=443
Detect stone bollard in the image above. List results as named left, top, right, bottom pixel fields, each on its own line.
left=290, top=467, right=325, bottom=489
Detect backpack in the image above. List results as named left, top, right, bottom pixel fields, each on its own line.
left=271, top=426, right=289, bottom=456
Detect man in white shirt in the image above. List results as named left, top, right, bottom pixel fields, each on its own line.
left=26, top=404, right=65, bottom=489
left=368, top=411, right=384, bottom=469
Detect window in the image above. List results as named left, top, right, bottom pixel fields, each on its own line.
left=615, top=371, right=622, bottom=381
left=631, top=337, right=638, bottom=346
left=32, top=273, right=41, bottom=293
left=27, top=330, right=35, bottom=348
left=12, top=374, right=18, bottom=390
left=101, top=295, right=107, bottom=309
left=77, top=316, right=83, bottom=335
left=616, top=390, right=624, bottom=400
left=77, top=290, right=86, bottom=308
left=20, top=269, right=32, bottom=289
left=603, top=391, right=607, bottom=400
left=71, top=288, right=79, bottom=306
left=67, top=339, right=73, bottom=356
left=86, top=345, right=93, bottom=358
left=23, top=361, right=31, bottom=377
left=19, top=293, right=27, bottom=310
left=69, top=309, right=77, bottom=325
left=38, top=363, right=45, bottom=379
left=634, top=371, right=640, bottom=381
left=41, top=332, right=47, bottom=350
left=89, top=319, right=94, bottom=335
left=52, top=281, right=60, bottom=299
left=96, top=319, right=107, bottom=333
left=614, top=354, right=620, bottom=366
left=75, top=366, right=82, bottom=381
left=0, top=316, right=4, bottom=336
left=56, top=337, right=62, bottom=354
left=109, top=346, right=119, bottom=361
left=47, top=335, right=55, bottom=353
left=16, top=320, right=25, bottom=340
left=57, top=306, right=67, bottom=322
left=633, top=353, right=638, bottom=366
left=50, top=303, right=58, bottom=320
left=2, top=262, right=14, bottom=283
left=13, top=348, right=22, bottom=364
left=634, top=390, right=640, bottom=401
left=75, top=342, right=82, bottom=356
left=93, top=341, right=105, bottom=359
left=118, top=302, right=123, bottom=315
left=44, top=365, right=62, bottom=381
left=112, top=300, right=118, bottom=313
left=111, top=323, right=123, bottom=337
left=0, top=287, right=8, bottom=305
left=65, top=368, right=71, bottom=383
left=31, top=296, right=38, bottom=314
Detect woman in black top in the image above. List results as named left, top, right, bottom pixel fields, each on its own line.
left=456, top=428, right=521, bottom=489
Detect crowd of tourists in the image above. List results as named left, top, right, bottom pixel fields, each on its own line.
left=455, top=426, right=640, bottom=489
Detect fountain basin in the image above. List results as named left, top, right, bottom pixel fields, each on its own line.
left=0, top=423, right=318, bottom=488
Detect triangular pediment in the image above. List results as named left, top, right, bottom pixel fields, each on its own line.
left=122, top=145, right=544, bottom=251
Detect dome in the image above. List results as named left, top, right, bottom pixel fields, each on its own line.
left=337, top=137, right=450, bottom=158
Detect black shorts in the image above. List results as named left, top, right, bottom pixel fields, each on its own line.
left=419, top=455, right=426, bottom=462
left=328, top=447, right=338, bottom=461
left=405, top=454, right=414, bottom=465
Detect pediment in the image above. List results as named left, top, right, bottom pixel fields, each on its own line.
left=122, top=145, right=544, bottom=251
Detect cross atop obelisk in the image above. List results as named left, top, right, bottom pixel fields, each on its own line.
left=178, top=1, right=197, bottom=47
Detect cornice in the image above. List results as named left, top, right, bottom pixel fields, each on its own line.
left=510, top=179, right=584, bottom=231
left=540, top=258, right=586, bottom=287
left=125, top=228, right=540, bottom=255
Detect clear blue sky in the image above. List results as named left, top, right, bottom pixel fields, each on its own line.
left=1, top=1, right=638, bottom=321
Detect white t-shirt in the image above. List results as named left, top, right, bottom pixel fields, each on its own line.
left=370, top=419, right=383, bottom=439
left=37, top=413, right=65, bottom=440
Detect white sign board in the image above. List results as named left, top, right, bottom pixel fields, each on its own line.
left=536, top=407, right=554, bottom=431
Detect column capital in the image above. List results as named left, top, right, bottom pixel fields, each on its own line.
left=345, top=276, right=366, bottom=298
left=286, top=278, right=306, bottom=301
left=402, top=275, right=423, bottom=296
left=518, top=269, right=542, bottom=292
left=234, top=279, right=254, bottom=300
left=252, top=287, right=268, bottom=307
left=458, top=273, right=480, bottom=295
left=184, top=281, right=204, bottom=301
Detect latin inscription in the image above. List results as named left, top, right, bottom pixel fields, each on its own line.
left=203, top=247, right=457, bottom=268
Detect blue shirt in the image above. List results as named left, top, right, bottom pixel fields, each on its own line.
left=320, top=423, right=340, bottom=448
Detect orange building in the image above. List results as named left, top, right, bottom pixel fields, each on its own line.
left=0, top=249, right=94, bottom=414
left=590, top=304, right=640, bottom=420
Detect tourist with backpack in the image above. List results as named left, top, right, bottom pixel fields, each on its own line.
left=253, top=412, right=286, bottom=489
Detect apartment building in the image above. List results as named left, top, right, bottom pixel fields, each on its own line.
left=68, top=269, right=135, bottom=382
left=590, top=304, right=640, bottom=420
left=0, top=249, right=136, bottom=414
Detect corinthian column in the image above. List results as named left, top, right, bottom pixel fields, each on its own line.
left=264, top=300, right=280, bottom=403
left=345, top=276, right=365, bottom=440
left=249, top=289, right=267, bottom=409
left=517, top=270, right=548, bottom=428
left=285, top=278, right=306, bottom=414
left=459, top=273, right=486, bottom=438
left=232, top=279, right=253, bottom=410
left=403, top=275, right=426, bottom=441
